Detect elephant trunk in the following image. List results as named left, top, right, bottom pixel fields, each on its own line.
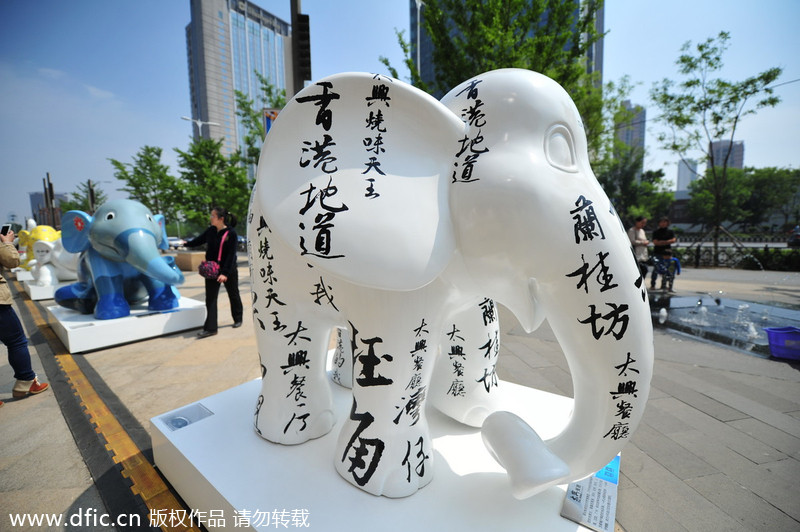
left=481, top=225, right=653, bottom=499
left=117, top=229, right=184, bottom=286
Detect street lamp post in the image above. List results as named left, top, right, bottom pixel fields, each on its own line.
left=87, top=179, right=113, bottom=214
left=181, top=116, right=220, bottom=138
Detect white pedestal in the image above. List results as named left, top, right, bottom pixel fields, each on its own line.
left=151, top=379, right=589, bottom=531
left=23, top=281, right=62, bottom=301
left=12, top=268, right=33, bottom=282
left=46, top=298, right=206, bottom=353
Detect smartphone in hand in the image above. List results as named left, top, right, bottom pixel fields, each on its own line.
left=0, top=224, right=11, bottom=236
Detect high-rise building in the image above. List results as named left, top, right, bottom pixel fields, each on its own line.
left=708, top=140, right=744, bottom=169
left=28, top=191, right=68, bottom=227
left=186, top=0, right=293, bottom=156
left=616, top=99, right=646, bottom=178
left=616, top=100, right=645, bottom=150
left=410, top=0, right=605, bottom=97
left=676, top=158, right=698, bottom=192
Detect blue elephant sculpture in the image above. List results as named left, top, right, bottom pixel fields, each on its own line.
left=55, top=199, right=185, bottom=320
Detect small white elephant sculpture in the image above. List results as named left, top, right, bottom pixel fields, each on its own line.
left=29, top=239, right=79, bottom=286
left=247, top=69, right=653, bottom=499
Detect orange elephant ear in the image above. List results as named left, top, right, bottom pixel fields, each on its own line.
left=256, top=72, right=466, bottom=291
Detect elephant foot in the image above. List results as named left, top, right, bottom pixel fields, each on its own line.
left=432, top=388, right=505, bottom=428
left=334, top=416, right=434, bottom=498
left=255, top=408, right=336, bottom=445
left=481, top=411, right=569, bottom=499
left=95, top=294, right=131, bottom=320
left=148, top=286, right=180, bottom=311
left=440, top=403, right=494, bottom=428
left=55, top=284, right=97, bottom=315
left=253, top=391, right=337, bottom=445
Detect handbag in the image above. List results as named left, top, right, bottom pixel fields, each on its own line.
left=198, top=230, right=228, bottom=280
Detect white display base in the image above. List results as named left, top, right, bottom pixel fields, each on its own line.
left=12, top=268, right=34, bottom=282
left=46, top=298, right=205, bottom=353
left=151, top=378, right=590, bottom=531
left=23, top=281, right=66, bottom=301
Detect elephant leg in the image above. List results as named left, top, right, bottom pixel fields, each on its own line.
left=333, top=297, right=442, bottom=498
left=330, top=327, right=353, bottom=389
left=252, top=305, right=336, bottom=445
left=430, top=296, right=504, bottom=427
left=140, top=275, right=180, bottom=311
left=92, top=275, right=130, bottom=319
left=55, top=255, right=97, bottom=314
left=54, top=282, right=97, bottom=315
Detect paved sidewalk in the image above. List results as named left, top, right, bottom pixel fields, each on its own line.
left=1, top=259, right=798, bottom=531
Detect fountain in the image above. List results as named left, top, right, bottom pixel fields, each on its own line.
left=649, top=291, right=800, bottom=358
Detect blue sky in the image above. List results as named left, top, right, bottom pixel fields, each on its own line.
left=1, top=0, right=798, bottom=224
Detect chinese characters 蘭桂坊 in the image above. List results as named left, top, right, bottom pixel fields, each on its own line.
left=567, top=194, right=641, bottom=441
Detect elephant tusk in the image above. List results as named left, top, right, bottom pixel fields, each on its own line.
left=481, top=411, right=570, bottom=499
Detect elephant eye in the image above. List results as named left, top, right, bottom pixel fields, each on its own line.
left=544, top=124, right=578, bottom=173
left=146, top=214, right=153, bottom=222
left=105, top=212, right=115, bottom=221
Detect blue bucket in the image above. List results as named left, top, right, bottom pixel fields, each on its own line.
left=763, top=327, right=800, bottom=360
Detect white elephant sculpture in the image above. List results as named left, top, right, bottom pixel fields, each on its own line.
left=28, top=239, right=79, bottom=286
left=247, top=69, right=653, bottom=499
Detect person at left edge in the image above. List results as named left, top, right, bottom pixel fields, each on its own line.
left=1, top=228, right=50, bottom=405
left=185, top=207, right=244, bottom=338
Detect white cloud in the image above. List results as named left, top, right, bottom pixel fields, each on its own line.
left=0, top=61, right=187, bottom=221
left=85, top=84, right=115, bottom=99
left=37, top=67, right=67, bottom=79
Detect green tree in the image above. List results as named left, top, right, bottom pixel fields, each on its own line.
left=175, top=138, right=250, bottom=229
left=235, top=72, right=287, bottom=167
left=687, top=167, right=752, bottom=229
left=650, top=31, right=782, bottom=263
left=595, top=78, right=643, bottom=218
left=742, top=167, right=800, bottom=230
left=776, top=168, right=800, bottom=229
left=595, top=145, right=644, bottom=221
left=597, top=150, right=674, bottom=225
left=593, top=76, right=674, bottom=223
left=636, top=169, right=674, bottom=222
left=60, top=180, right=109, bottom=214
left=110, top=146, right=181, bottom=221
left=380, top=0, right=605, bottom=154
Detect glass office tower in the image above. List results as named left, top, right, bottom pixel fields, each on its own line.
left=616, top=100, right=647, bottom=180
left=186, top=0, right=291, bottom=156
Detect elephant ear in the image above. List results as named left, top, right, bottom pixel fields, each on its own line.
left=154, top=214, right=169, bottom=250
left=61, top=211, right=93, bottom=253
left=256, top=72, right=466, bottom=290
left=18, top=230, right=31, bottom=247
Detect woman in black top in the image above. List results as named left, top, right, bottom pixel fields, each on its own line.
left=186, top=206, right=244, bottom=338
